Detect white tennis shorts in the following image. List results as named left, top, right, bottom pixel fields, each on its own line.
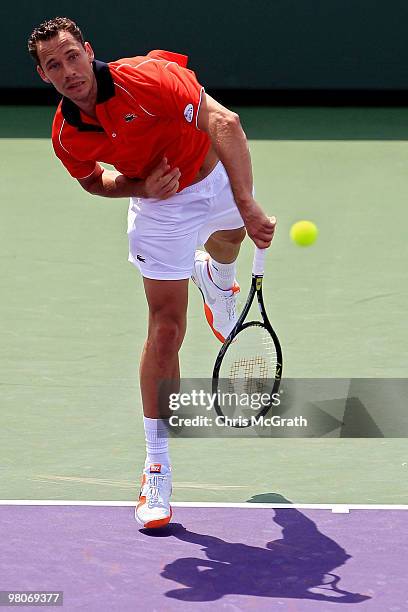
left=127, top=162, right=244, bottom=280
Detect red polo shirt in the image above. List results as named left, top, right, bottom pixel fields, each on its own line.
left=51, top=50, right=211, bottom=191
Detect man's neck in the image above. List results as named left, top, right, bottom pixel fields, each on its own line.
left=77, top=102, right=97, bottom=120
left=74, top=76, right=98, bottom=119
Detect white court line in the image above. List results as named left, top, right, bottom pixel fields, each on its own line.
left=1, top=500, right=408, bottom=513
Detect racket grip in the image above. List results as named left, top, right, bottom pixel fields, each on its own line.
left=252, top=247, right=267, bottom=276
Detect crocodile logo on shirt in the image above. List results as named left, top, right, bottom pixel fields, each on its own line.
left=124, top=113, right=138, bottom=122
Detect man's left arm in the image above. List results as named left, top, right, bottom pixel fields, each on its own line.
left=197, top=93, right=276, bottom=248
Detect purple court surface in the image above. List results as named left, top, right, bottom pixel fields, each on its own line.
left=1, top=505, right=407, bottom=611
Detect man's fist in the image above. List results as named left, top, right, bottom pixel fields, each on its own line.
left=144, top=157, right=181, bottom=199
left=242, top=199, right=277, bottom=248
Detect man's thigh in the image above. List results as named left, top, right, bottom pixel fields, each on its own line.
left=143, top=278, right=189, bottom=320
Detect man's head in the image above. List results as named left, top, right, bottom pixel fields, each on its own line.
left=28, top=17, right=96, bottom=104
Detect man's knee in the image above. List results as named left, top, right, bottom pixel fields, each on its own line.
left=148, top=315, right=186, bottom=357
left=143, top=278, right=188, bottom=357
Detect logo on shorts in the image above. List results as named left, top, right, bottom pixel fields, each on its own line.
left=124, top=112, right=138, bottom=122
left=184, top=103, right=194, bottom=123
left=136, top=254, right=146, bottom=263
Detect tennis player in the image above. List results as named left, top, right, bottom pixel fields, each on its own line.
left=28, top=17, right=276, bottom=528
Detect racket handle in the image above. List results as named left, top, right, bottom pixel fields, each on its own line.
left=252, top=247, right=267, bottom=276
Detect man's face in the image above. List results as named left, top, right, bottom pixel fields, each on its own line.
left=36, top=31, right=96, bottom=103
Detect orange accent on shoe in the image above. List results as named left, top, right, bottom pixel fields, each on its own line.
left=143, top=508, right=173, bottom=529
left=204, top=303, right=226, bottom=343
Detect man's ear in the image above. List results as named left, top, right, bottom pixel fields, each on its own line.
left=37, top=65, right=50, bottom=84
left=84, top=42, right=94, bottom=63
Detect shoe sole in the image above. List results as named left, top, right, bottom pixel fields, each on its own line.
left=135, top=506, right=173, bottom=529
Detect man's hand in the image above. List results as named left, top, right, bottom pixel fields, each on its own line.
left=144, top=157, right=181, bottom=199
left=241, top=199, right=277, bottom=248
left=78, top=158, right=181, bottom=199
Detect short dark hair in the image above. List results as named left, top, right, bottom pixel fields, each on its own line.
left=28, top=17, right=85, bottom=66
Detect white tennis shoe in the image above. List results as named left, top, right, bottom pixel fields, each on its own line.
left=191, top=250, right=240, bottom=343
left=135, top=463, right=172, bottom=529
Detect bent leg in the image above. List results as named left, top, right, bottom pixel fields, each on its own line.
left=205, top=226, right=246, bottom=263
left=202, top=226, right=246, bottom=295
left=191, top=228, right=245, bottom=342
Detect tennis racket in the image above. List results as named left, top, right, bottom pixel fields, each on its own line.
left=212, top=246, right=283, bottom=428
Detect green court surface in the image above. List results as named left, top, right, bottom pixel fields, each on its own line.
left=1, top=107, right=407, bottom=504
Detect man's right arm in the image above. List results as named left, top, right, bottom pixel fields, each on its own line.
left=78, top=158, right=181, bottom=199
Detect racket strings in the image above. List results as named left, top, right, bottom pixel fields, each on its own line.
left=221, top=325, right=278, bottom=397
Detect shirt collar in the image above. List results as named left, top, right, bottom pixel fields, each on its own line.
left=61, top=60, right=115, bottom=132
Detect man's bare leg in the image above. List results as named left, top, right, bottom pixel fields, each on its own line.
left=140, top=278, right=188, bottom=419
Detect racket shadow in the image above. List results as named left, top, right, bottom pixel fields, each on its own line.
left=160, top=495, right=371, bottom=604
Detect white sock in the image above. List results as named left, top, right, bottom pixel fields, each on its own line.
left=143, top=417, right=170, bottom=466
left=208, top=256, right=236, bottom=290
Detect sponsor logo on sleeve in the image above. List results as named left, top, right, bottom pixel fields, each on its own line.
left=184, top=103, right=194, bottom=123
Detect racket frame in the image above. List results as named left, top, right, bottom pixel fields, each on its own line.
left=212, top=248, right=283, bottom=427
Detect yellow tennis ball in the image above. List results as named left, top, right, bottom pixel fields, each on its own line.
left=290, top=220, right=318, bottom=247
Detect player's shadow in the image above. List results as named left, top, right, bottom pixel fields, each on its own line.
left=153, top=494, right=371, bottom=603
